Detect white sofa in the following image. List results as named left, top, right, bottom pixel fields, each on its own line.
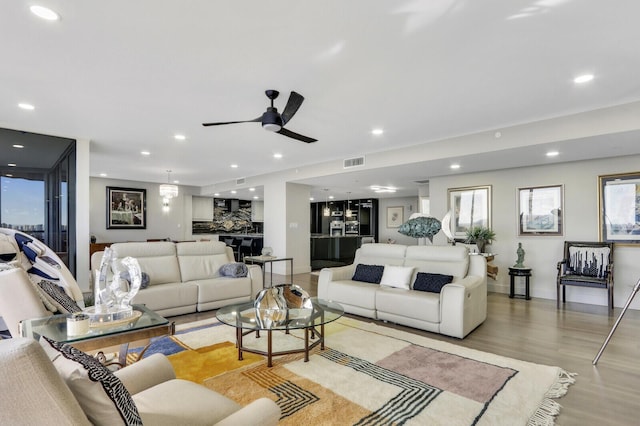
left=98, top=241, right=263, bottom=317
left=318, top=243, right=487, bottom=338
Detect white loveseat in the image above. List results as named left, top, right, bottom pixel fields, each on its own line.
left=96, top=241, right=263, bottom=317
left=318, top=243, right=487, bottom=338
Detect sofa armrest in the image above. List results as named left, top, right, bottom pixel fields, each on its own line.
left=214, top=397, right=281, bottom=426
left=317, top=265, right=355, bottom=299
left=439, top=275, right=487, bottom=338
left=114, top=353, right=176, bottom=395
left=246, top=264, right=263, bottom=297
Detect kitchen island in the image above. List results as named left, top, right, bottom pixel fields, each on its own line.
left=310, top=235, right=373, bottom=270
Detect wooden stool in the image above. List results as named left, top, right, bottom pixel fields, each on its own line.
left=509, top=267, right=532, bottom=300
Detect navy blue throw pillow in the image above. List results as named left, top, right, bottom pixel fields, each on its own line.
left=352, top=264, right=384, bottom=284
left=413, top=272, right=454, bottom=293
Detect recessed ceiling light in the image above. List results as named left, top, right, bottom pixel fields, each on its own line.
left=140, top=151, right=151, bottom=156
left=370, top=185, right=396, bottom=193
left=546, top=151, right=560, bottom=157
left=173, top=180, right=179, bottom=184
left=18, top=103, right=35, bottom=110
left=12, top=144, right=24, bottom=148
left=574, top=74, right=594, bottom=84
left=450, top=164, right=461, bottom=170
left=371, top=128, right=384, bottom=136
left=5, top=174, right=13, bottom=177
left=30, top=5, right=59, bottom=21
left=249, top=187, right=255, bottom=192
left=310, top=197, right=315, bottom=201
left=231, top=190, right=237, bottom=194
left=253, top=196, right=259, bottom=200
left=214, top=193, right=220, bottom=196
left=8, top=163, right=17, bottom=167
left=174, top=134, right=186, bottom=141
left=99, top=173, right=107, bottom=177
left=329, top=195, right=334, bottom=199
left=273, top=153, right=283, bottom=159
left=230, top=164, right=238, bottom=168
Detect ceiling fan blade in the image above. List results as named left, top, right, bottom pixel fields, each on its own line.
left=280, top=91, right=304, bottom=126
left=202, top=117, right=261, bottom=127
left=277, top=127, right=317, bottom=143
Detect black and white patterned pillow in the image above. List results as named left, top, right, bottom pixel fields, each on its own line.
left=41, top=337, right=142, bottom=426
left=352, top=264, right=385, bottom=284
left=37, top=280, right=82, bottom=313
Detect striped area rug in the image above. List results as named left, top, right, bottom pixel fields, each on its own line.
left=134, top=317, right=575, bottom=425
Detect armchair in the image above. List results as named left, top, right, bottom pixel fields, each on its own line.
left=557, top=241, right=614, bottom=310
left=0, top=337, right=281, bottom=425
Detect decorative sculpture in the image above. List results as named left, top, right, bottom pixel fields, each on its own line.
left=514, top=242, right=526, bottom=268
left=398, top=216, right=442, bottom=243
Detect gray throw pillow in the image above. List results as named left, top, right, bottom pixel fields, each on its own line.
left=120, top=271, right=151, bottom=289
left=219, top=262, right=249, bottom=278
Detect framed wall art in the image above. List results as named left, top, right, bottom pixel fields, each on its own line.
left=447, top=185, right=492, bottom=240
left=386, top=206, right=404, bottom=228
left=106, top=186, right=147, bottom=229
left=598, top=171, right=640, bottom=245
left=518, top=185, right=563, bottom=236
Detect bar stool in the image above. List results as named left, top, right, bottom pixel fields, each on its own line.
left=239, top=238, right=255, bottom=261
left=224, top=238, right=240, bottom=261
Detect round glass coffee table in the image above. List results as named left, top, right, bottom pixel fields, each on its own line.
left=216, top=296, right=343, bottom=367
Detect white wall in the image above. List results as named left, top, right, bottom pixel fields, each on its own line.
left=378, top=196, right=420, bottom=245
left=89, top=177, right=200, bottom=243
left=429, top=154, right=640, bottom=310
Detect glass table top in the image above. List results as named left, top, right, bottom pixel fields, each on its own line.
left=20, top=304, right=169, bottom=344
left=216, top=298, right=344, bottom=331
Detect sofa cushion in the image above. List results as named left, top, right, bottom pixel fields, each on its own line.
left=404, top=245, right=469, bottom=278
left=40, top=337, right=142, bottom=426
left=413, top=272, right=454, bottom=293
left=376, top=286, right=441, bottom=323
left=177, top=241, right=232, bottom=281
left=131, top=282, right=198, bottom=312
left=194, top=277, right=253, bottom=304
left=380, top=265, right=414, bottom=289
left=352, top=264, right=384, bottom=284
left=110, top=242, right=181, bottom=286
left=353, top=243, right=407, bottom=267
left=327, top=280, right=378, bottom=310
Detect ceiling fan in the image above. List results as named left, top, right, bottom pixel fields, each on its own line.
left=202, top=90, right=317, bottom=143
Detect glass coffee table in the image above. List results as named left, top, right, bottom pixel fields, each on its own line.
left=21, top=304, right=174, bottom=366
left=217, top=297, right=344, bottom=367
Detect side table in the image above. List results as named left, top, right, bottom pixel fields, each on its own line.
left=244, top=255, right=294, bottom=288
left=509, top=267, right=532, bottom=300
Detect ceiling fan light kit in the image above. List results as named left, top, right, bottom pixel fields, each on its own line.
left=203, top=89, right=317, bottom=143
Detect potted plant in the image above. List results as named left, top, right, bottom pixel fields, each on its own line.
left=465, top=226, right=496, bottom=253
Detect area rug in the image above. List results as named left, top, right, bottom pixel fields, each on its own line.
left=130, top=317, right=575, bottom=425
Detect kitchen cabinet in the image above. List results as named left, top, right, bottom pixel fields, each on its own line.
left=192, top=196, right=214, bottom=220
left=251, top=200, right=264, bottom=222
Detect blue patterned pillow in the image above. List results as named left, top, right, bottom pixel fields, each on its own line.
left=413, top=272, right=453, bottom=293
left=41, top=337, right=142, bottom=426
left=352, top=264, right=385, bottom=284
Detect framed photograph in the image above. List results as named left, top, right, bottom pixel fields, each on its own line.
left=598, top=172, right=640, bottom=245
left=518, top=185, right=563, bottom=236
left=106, top=187, right=147, bottom=229
left=386, top=206, right=404, bottom=228
left=447, top=185, right=492, bottom=240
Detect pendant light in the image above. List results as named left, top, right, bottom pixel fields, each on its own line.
left=345, top=192, right=353, bottom=218
left=323, top=189, right=330, bottom=217
left=159, top=170, right=179, bottom=199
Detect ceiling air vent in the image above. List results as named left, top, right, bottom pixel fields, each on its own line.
left=343, top=156, right=365, bottom=169
left=236, top=177, right=246, bottom=185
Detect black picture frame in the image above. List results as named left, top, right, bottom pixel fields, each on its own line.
left=598, top=171, right=640, bottom=245
left=106, top=187, right=146, bottom=229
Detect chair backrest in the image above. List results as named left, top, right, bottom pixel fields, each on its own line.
left=563, top=241, right=614, bottom=278
left=0, top=338, right=90, bottom=424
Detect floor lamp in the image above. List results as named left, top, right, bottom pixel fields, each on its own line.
left=593, top=277, right=640, bottom=365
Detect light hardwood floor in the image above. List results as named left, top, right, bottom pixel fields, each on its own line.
left=170, top=273, right=640, bottom=426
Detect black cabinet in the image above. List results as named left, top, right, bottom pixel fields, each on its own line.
left=310, top=198, right=378, bottom=240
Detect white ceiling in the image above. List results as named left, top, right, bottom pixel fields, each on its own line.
left=2, top=1, right=640, bottom=200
